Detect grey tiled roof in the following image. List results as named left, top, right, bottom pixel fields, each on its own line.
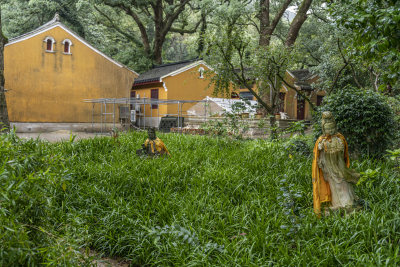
left=290, top=69, right=314, bottom=81
left=134, top=59, right=197, bottom=85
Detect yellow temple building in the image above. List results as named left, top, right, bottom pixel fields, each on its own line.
left=4, top=14, right=138, bottom=131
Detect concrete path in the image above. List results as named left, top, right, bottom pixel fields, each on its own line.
left=16, top=130, right=107, bottom=143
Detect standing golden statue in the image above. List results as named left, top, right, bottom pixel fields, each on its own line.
left=312, top=111, right=360, bottom=215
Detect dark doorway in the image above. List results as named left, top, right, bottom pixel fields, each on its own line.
left=279, top=92, right=286, bottom=112
left=297, top=97, right=305, bottom=120
left=151, top=89, right=159, bottom=109
left=317, top=95, right=324, bottom=106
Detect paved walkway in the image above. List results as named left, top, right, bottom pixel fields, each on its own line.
left=17, top=130, right=106, bottom=143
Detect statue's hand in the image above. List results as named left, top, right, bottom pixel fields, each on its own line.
left=318, top=140, right=324, bottom=151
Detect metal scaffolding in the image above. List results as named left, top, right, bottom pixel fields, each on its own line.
left=84, top=97, right=210, bottom=133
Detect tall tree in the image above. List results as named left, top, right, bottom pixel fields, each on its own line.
left=94, top=0, right=201, bottom=65
left=0, top=5, right=9, bottom=131
left=205, top=0, right=314, bottom=133
left=329, top=0, right=400, bottom=92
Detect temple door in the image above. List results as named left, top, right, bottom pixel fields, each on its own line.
left=297, top=97, right=305, bottom=120
left=151, top=89, right=159, bottom=109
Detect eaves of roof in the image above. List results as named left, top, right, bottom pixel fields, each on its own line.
left=134, top=60, right=212, bottom=84
left=132, top=78, right=161, bottom=86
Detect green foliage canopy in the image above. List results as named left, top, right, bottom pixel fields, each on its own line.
left=314, top=87, right=396, bottom=157
left=330, top=0, right=400, bottom=86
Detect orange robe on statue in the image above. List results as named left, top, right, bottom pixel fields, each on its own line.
left=312, top=133, right=350, bottom=215
left=144, top=137, right=170, bottom=156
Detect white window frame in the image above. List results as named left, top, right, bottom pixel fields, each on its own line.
left=62, top=39, right=73, bottom=54
left=44, top=36, right=56, bottom=52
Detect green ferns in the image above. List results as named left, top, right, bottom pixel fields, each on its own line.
left=1, top=131, right=400, bottom=265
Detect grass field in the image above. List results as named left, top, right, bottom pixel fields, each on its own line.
left=1, top=131, right=399, bottom=266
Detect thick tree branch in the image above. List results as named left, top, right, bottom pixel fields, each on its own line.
left=329, top=63, right=348, bottom=94
left=161, top=0, right=191, bottom=37
left=217, top=42, right=272, bottom=113
left=269, top=0, right=293, bottom=34
left=170, top=18, right=202, bottom=34
left=93, top=5, right=142, bottom=46
left=258, top=0, right=270, bottom=46
left=260, top=0, right=293, bottom=46
left=350, top=63, right=363, bottom=89
left=103, top=2, right=151, bottom=56
left=285, top=0, right=313, bottom=47
left=304, top=46, right=321, bottom=63
left=311, top=10, right=330, bottom=23
left=337, top=39, right=363, bottom=89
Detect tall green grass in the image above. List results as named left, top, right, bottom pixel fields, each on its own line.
left=1, top=131, right=399, bottom=266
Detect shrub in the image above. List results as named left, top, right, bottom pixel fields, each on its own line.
left=284, top=136, right=312, bottom=157
left=201, top=101, right=252, bottom=139
left=284, top=120, right=307, bottom=136
left=386, top=96, right=400, bottom=146
left=313, top=87, right=396, bottom=157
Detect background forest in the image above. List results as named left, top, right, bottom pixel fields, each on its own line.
left=1, top=0, right=398, bottom=94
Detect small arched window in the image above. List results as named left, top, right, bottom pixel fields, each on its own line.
left=44, top=36, right=55, bottom=52
left=198, top=67, right=205, bottom=79
left=62, top=39, right=73, bottom=54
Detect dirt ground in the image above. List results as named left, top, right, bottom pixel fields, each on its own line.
left=16, top=130, right=106, bottom=143
left=81, top=249, right=131, bottom=267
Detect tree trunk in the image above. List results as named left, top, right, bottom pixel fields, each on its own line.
left=153, top=37, right=164, bottom=65
left=152, top=0, right=163, bottom=65
left=260, top=0, right=293, bottom=47
left=258, top=0, right=271, bottom=115
left=258, top=0, right=270, bottom=46
left=197, top=10, right=207, bottom=55
left=0, top=7, right=9, bottom=132
left=285, top=0, right=313, bottom=47
left=103, top=0, right=192, bottom=66
left=258, top=0, right=293, bottom=116
left=269, top=114, right=278, bottom=139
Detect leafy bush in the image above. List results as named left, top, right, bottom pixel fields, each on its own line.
left=284, top=136, right=312, bottom=157
left=313, top=87, right=396, bottom=157
left=284, top=120, right=307, bottom=136
left=386, top=96, right=400, bottom=146
left=201, top=100, right=252, bottom=139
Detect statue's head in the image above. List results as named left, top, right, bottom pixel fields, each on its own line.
left=148, top=127, right=156, bottom=140
left=322, top=111, right=333, bottom=121
left=321, top=111, right=337, bottom=136
left=323, top=122, right=337, bottom=136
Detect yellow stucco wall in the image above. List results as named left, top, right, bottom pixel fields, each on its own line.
left=131, top=86, right=168, bottom=118
left=132, top=64, right=227, bottom=118
left=5, top=25, right=137, bottom=123
left=164, top=64, right=224, bottom=116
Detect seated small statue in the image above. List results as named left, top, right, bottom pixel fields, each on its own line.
left=312, top=111, right=360, bottom=215
left=136, top=128, right=170, bottom=157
